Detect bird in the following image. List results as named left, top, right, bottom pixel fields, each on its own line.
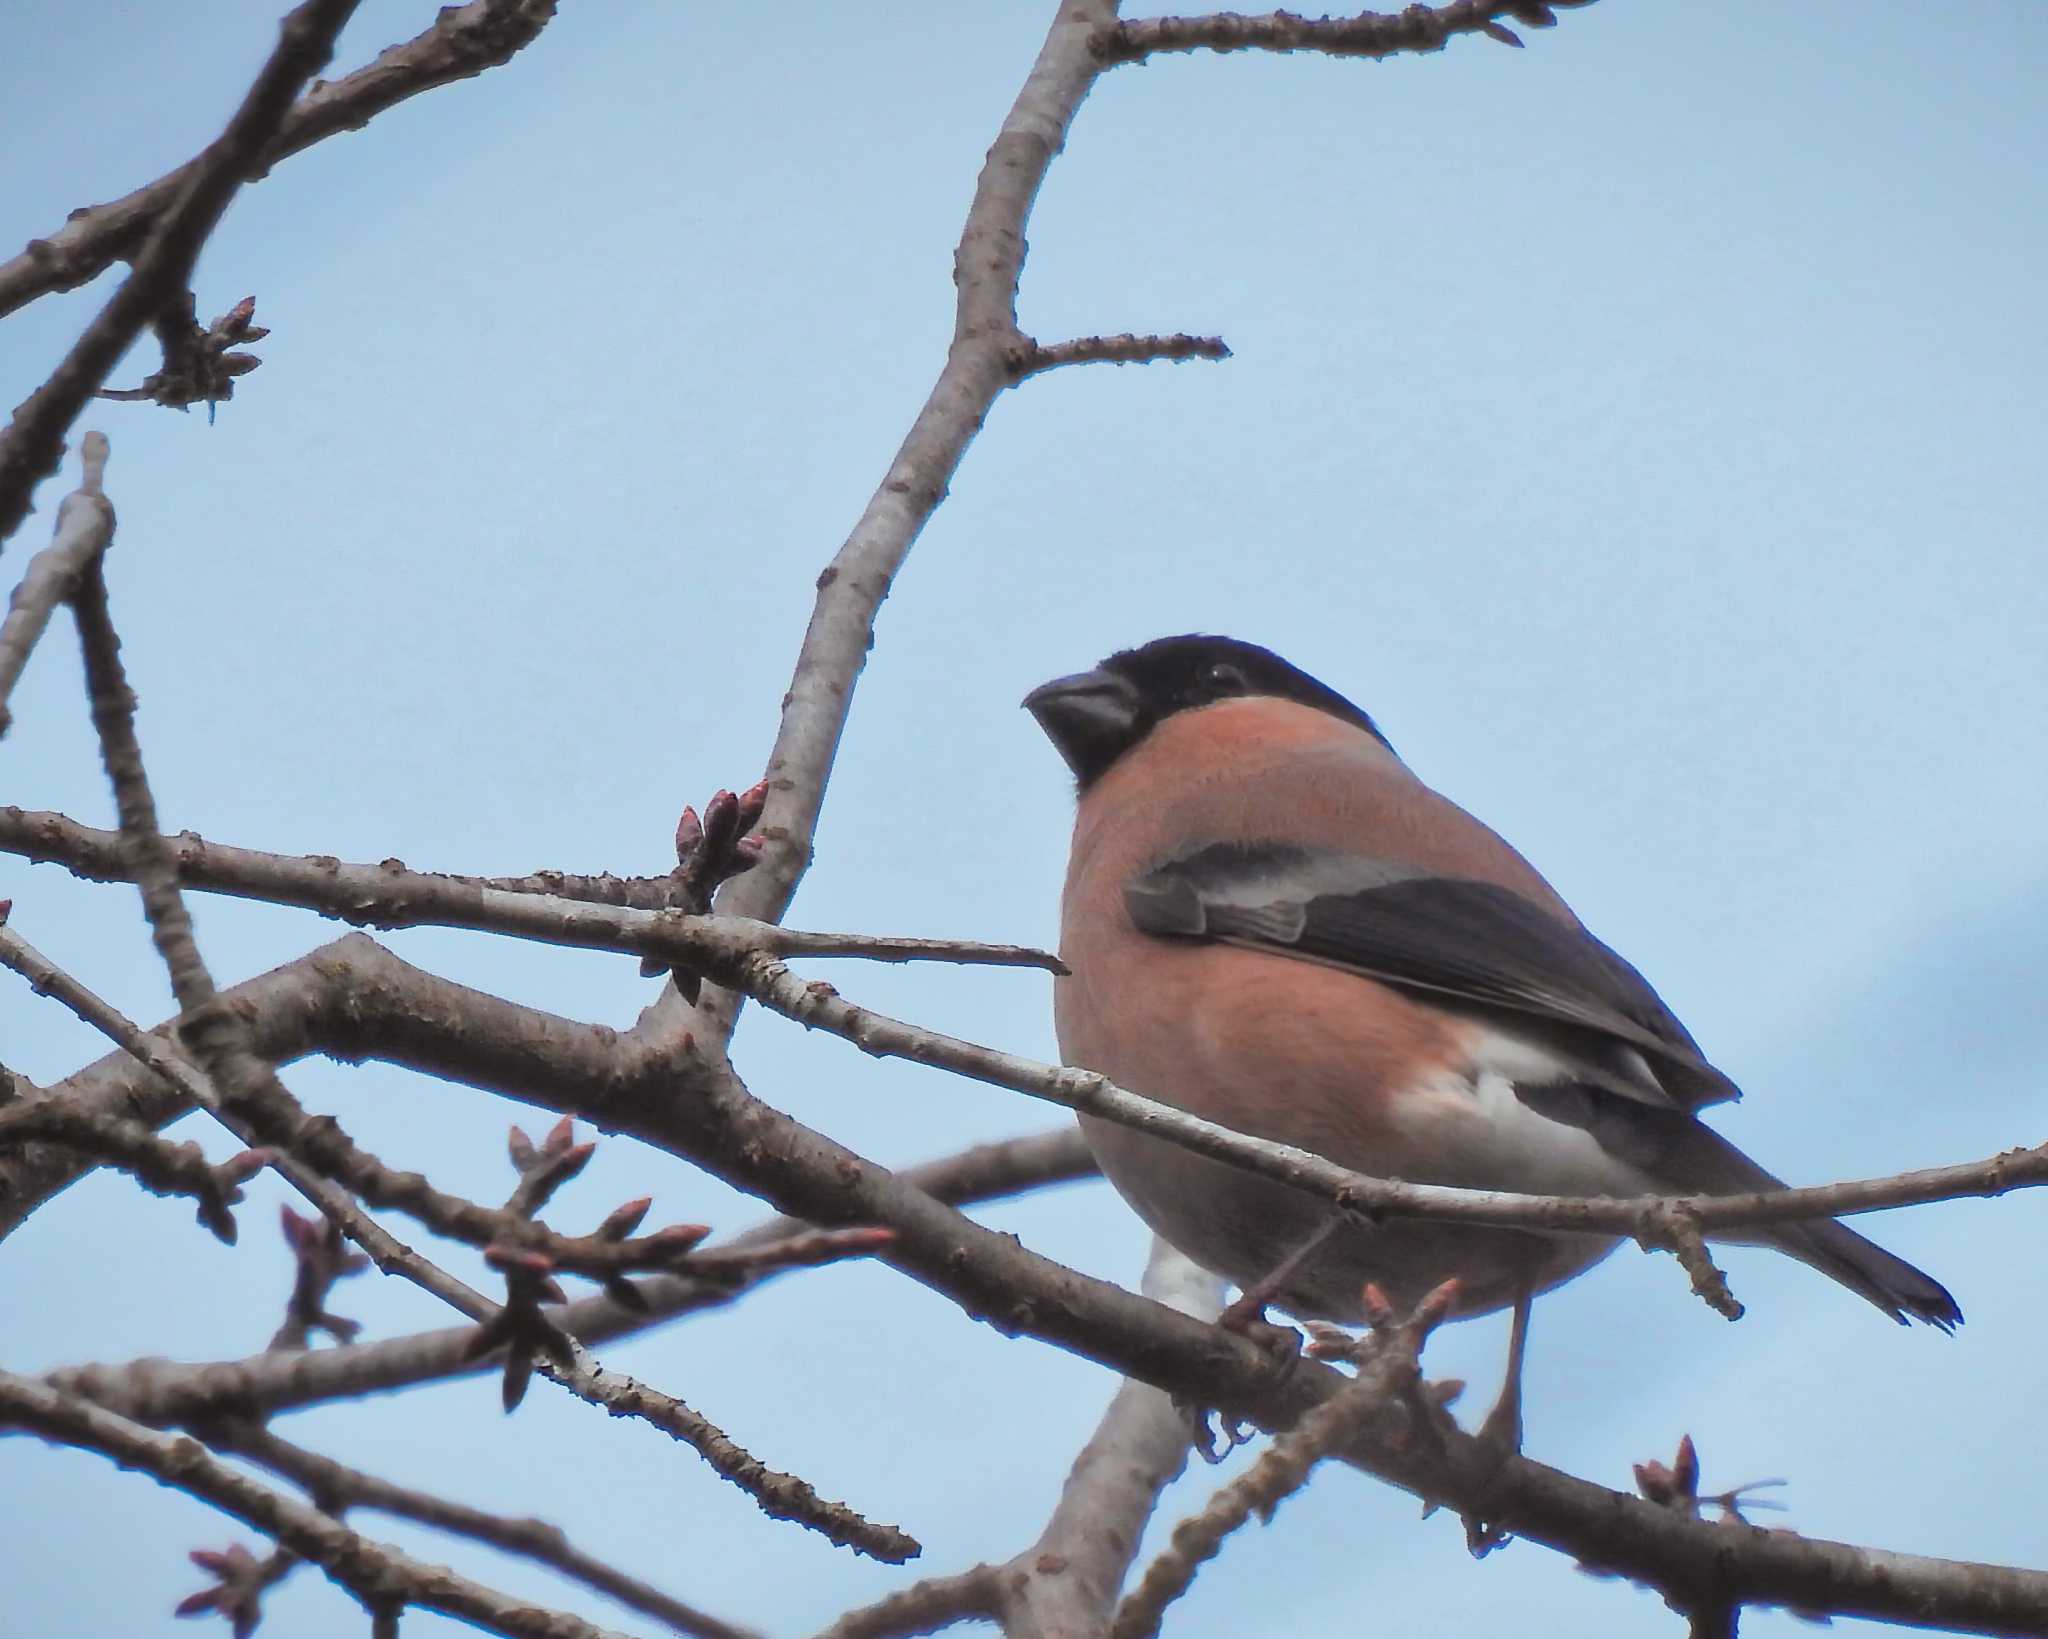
left=1023, top=633, right=1958, bottom=1451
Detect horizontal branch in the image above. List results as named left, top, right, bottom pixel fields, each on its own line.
left=0, top=806, right=1061, bottom=973
left=0, top=1371, right=634, bottom=1639
left=0, top=0, right=559, bottom=320
left=728, top=952, right=2048, bottom=1239
left=1098, top=0, right=1598, bottom=65
left=29, top=934, right=2048, bottom=1632
left=47, top=1119, right=1093, bottom=1428
left=1013, top=332, right=1230, bottom=377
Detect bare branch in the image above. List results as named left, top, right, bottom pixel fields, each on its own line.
left=0, top=806, right=1061, bottom=974
left=995, top=1240, right=1226, bottom=1639
left=633, top=0, right=1127, bottom=1055
left=55, top=579, right=501, bottom=1318
left=1113, top=1280, right=1463, bottom=1639
left=0, top=1371, right=638, bottom=1639
left=0, top=1074, right=262, bottom=1246
left=0, top=0, right=363, bottom=547
left=0, top=0, right=559, bottom=321
left=1012, top=332, right=1231, bottom=377
left=0, top=804, right=683, bottom=909
left=811, top=1248, right=1223, bottom=1639
left=25, top=935, right=2048, bottom=1631
left=221, top=1423, right=762, bottom=1639
left=727, top=951, right=2048, bottom=1249
left=0, top=433, right=112, bottom=735
left=69, top=583, right=901, bottom=1561
left=1098, top=1, right=1599, bottom=65
left=48, top=1126, right=1094, bottom=1427
left=808, top=1567, right=1001, bottom=1639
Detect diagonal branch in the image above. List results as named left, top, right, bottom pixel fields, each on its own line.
left=632, top=0, right=1129, bottom=1055
left=0, top=0, right=364, bottom=547
left=0, top=1371, right=638, bottom=1639
left=0, top=433, right=112, bottom=735
left=996, top=1239, right=1227, bottom=1638
left=0, top=0, right=559, bottom=321
left=217, top=1422, right=762, bottom=1639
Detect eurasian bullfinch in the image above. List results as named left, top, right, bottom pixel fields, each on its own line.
left=1025, top=634, right=1958, bottom=1447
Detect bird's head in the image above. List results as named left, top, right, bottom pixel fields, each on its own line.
left=1023, top=633, right=1390, bottom=789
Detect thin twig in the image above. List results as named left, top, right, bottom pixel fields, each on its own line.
left=47, top=1127, right=1095, bottom=1426
left=1098, top=1, right=1599, bottom=65
left=1013, top=332, right=1231, bottom=377
left=0, top=1371, right=637, bottom=1639
left=0, top=806, right=1060, bottom=973
left=220, top=1422, right=763, bottom=1639
left=808, top=1567, right=1001, bottom=1639
left=728, top=951, right=2045, bottom=1252
left=0, top=1043, right=260, bottom=1243
left=0, top=434, right=112, bottom=734
left=0, top=0, right=364, bottom=546
left=0, top=0, right=560, bottom=320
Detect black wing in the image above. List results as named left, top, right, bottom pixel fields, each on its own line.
left=1124, top=840, right=1740, bottom=1110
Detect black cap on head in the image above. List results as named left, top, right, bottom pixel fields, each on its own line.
left=1023, top=634, right=1389, bottom=789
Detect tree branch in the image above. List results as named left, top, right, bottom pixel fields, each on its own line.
left=0, top=806, right=1061, bottom=974
left=23, top=935, right=2048, bottom=1632
left=48, top=1126, right=1094, bottom=1428
left=0, top=433, right=112, bottom=735
left=1113, top=1280, right=1462, bottom=1639
left=0, top=0, right=364, bottom=547
left=726, top=950, right=2044, bottom=1248
left=0, top=804, right=692, bottom=909
left=71, top=560, right=909, bottom=1559
left=217, top=1422, right=761, bottom=1639
left=0, top=1371, right=637, bottom=1639
left=1012, top=332, right=1231, bottom=377
left=995, top=1239, right=1227, bottom=1638
left=0, top=0, right=559, bottom=321
left=632, top=0, right=1129, bottom=1056
left=1097, top=1, right=1599, bottom=65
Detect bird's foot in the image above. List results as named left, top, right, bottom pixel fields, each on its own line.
left=1175, top=1398, right=1256, bottom=1464
left=1176, top=1294, right=1310, bottom=1465
left=1217, top=1299, right=1306, bottom=1369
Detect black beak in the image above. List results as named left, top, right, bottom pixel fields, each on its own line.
left=1023, top=667, right=1144, bottom=783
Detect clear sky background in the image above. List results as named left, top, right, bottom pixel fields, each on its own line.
left=3, top=4, right=2045, bottom=1636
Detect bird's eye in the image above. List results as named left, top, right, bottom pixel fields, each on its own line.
left=1203, top=662, right=1249, bottom=695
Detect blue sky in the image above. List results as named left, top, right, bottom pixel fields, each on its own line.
left=2, top=3, right=2044, bottom=1635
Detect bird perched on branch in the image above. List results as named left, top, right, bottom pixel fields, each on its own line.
left=1024, top=633, right=1958, bottom=1452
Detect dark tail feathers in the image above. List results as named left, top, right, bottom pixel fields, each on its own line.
left=1773, top=1216, right=1961, bottom=1330
left=1658, top=1121, right=1962, bottom=1329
